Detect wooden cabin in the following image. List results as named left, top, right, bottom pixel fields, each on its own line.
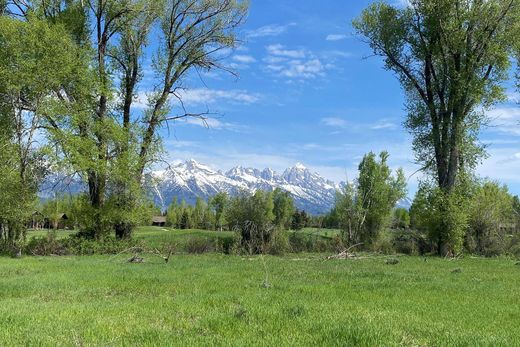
left=44, top=213, right=70, bottom=230
left=152, top=216, right=167, bottom=227
left=29, top=211, right=45, bottom=230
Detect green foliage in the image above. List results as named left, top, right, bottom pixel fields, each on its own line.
left=166, top=198, right=179, bottom=227
left=466, top=181, right=515, bottom=256
left=354, top=1, right=519, bottom=191
left=291, top=210, right=310, bottom=230
left=209, top=192, right=228, bottom=231
left=166, top=198, right=215, bottom=230
left=0, top=16, right=79, bottom=243
left=226, top=190, right=278, bottom=254
left=391, top=229, right=430, bottom=256
left=265, top=230, right=290, bottom=255
left=272, top=188, right=295, bottom=230
left=354, top=1, right=520, bottom=254
left=25, top=232, right=140, bottom=256
left=1, top=0, right=248, bottom=240
left=411, top=178, right=517, bottom=256
left=185, top=237, right=214, bottom=254
left=335, top=151, right=407, bottom=246
left=392, top=208, right=410, bottom=229
left=411, top=182, right=469, bottom=255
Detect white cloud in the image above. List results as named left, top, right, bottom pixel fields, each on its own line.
left=487, top=107, right=520, bottom=136
left=393, top=0, right=411, bottom=7
left=371, top=120, right=398, bottom=130
left=182, top=117, right=244, bottom=131
left=321, top=117, right=398, bottom=131
left=164, top=140, right=201, bottom=149
left=266, top=44, right=306, bottom=59
left=478, top=147, right=520, bottom=183
left=232, top=55, right=256, bottom=63
left=246, top=23, right=295, bottom=38
left=269, top=59, right=325, bottom=79
left=326, top=34, right=348, bottom=41
left=264, top=44, right=327, bottom=80
left=322, top=50, right=353, bottom=59
left=321, top=117, right=348, bottom=128
left=506, top=90, right=519, bottom=103
left=176, top=89, right=260, bottom=106
left=133, top=89, right=260, bottom=110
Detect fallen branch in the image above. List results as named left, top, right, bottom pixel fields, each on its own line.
left=326, top=243, right=363, bottom=260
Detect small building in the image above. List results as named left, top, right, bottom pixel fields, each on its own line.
left=44, top=213, right=69, bottom=230
left=152, top=216, right=167, bottom=227
left=29, top=211, right=45, bottom=230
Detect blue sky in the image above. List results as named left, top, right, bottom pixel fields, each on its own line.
left=143, top=0, right=520, bottom=197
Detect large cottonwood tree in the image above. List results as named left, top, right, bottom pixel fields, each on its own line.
left=354, top=0, right=520, bottom=192
left=3, top=0, right=247, bottom=238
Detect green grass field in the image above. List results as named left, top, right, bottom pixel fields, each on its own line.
left=133, top=226, right=235, bottom=249
left=1, top=249, right=520, bottom=345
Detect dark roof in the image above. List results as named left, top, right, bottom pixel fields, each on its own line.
left=152, top=216, right=167, bottom=223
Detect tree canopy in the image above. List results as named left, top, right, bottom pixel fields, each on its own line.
left=354, top=0, right=520, bottom=191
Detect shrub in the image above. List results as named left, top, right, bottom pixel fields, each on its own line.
left=25, top=232, right=66, bottom=255
left=287, top=232, right=339, bottom=253
left=25, top=234, right=140, bottom=256
left=393, top=208, right=410, bottom=229
left=226, top=191, right=276, bottom=254
left=266, top=230, right=290, bottom=255
left=392, top=230, right=430, bottom=255
left=185, top=237, right=214, bottom=254
left=288, top=232, right=309, bottom=253
left=372, top=230, right=394, bottom=254
left=506, top=234, right=520, bottom=259
left=0, top=239, right=24, bottom=257
left=410, top=182, right=469, bottom=256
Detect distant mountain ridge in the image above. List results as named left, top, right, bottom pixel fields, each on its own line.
left=149, top=159, right=342, bottom=215
left=40, top=159, right=413, bottom=215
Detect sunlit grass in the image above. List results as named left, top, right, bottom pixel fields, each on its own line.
left=1, top=253, right=519, bottom=345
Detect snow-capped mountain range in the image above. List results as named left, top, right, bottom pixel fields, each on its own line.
left=149, top=159, right=342, bottom=215
left=39, top=159, right=413, bottom=215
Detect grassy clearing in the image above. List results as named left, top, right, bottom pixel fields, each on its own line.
left=288, top=227, right=342, bottom=239
left=26, top=229, right=73, bottom=240
left=1, top=253, right=520, bottom=346
left=133, top=226, right=234, bottom=249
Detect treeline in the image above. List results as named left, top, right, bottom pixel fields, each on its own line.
left=164, top=189, right=312, bottom=232
left=318, top=151, right=520, bottom=257
left=410, top=179, right=520, bottom=257
left=353, top=1, right=520, bottom=256
left=27, top=195, right=159, bottom=232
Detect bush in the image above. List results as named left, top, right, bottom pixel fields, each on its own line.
left=185, top=237, right=214, bottom=254
left=266, top=230, right=290, bottom=255
left=288, top=232, right=312, bottom=253
left=0, top=239, right=24, bottom=257
left=25, top=232, right=65, bottom=255
left=25, top=233, right=140, bottom=256
left=410, top=183, right=469, bottom=255
left=506, top=234, right=520, bottom=259
left=372, top=230, right=394, bottom=254
left=287, top=232, right=339, bottom=253
left=393, top=208, right=410, bottom=229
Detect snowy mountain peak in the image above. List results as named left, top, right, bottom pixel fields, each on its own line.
left=294, top=162, right=307, bottom=170
left=150, top=160, right=340, bottom=214
left=261, top=168, right=277, bottom=181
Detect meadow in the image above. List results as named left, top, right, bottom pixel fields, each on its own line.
left=1, top=227, right=520, bottom=346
